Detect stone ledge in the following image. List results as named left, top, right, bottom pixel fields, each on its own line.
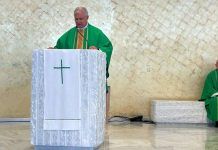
left=151, top=100, right=208, bottom=123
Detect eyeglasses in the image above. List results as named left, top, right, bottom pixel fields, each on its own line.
left=75, top=17, right=87, bottom=22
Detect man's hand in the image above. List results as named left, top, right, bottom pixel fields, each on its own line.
left=89, top=46, right=98, bottom=50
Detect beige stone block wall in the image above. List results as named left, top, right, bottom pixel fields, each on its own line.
left=0, top=0, right=217, bottom=118
left=109, top=0, right=218, bottom=118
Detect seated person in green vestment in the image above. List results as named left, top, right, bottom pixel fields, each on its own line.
left=49, top=7, right=113, bottom=92
left=200, top=60, right=218, bottom=127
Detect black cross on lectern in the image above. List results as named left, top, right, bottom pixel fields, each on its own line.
left=53, top=59, right=70, bottom=84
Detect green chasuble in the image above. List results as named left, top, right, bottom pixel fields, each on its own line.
left=201, top=69, right=218, bottom=121
left=54, top=23, right=113, bottom=78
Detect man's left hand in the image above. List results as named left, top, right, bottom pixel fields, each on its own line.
left=89, top=46, right=98, bottom=50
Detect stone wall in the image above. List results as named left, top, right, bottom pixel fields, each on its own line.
left=0, top=0, right=217, bottom=118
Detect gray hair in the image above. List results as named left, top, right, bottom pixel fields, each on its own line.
left=74, top=7, right=89, bottom=16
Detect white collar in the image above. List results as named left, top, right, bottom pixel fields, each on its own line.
left=77, top=23, right=88, bottom=30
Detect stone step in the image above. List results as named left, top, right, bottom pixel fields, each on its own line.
left=151, top=100, right=208, bottom=123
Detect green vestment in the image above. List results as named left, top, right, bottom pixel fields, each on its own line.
left=54, top=23, right=113, bottom=78
left=201, top=69, right=218, bottom=121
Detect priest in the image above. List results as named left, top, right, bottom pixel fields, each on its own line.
left=51, top=6, right=113, bottom=84
left=49, top=7, right=113, bottom=121
left=200, top=60, right=218, bottom=126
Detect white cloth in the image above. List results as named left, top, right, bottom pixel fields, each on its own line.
left=43, top=50, right=81, bottom=130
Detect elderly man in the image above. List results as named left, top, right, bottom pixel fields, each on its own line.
left=51, top=7, right=113, bottom=121
left=200, top=60, right=218, bottom=126
left=53, top=6, right=113, bottom=80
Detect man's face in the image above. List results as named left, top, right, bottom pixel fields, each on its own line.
left=74, top=10, right=88, bottom=28
left=216, top=60, right=218, bottom=69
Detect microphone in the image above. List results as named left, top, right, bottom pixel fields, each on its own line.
left=77, top=29, right=88, bottom=43
left=77, top=27, right=98, bottom=50
left=77, top=28, right=89, bottom=49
